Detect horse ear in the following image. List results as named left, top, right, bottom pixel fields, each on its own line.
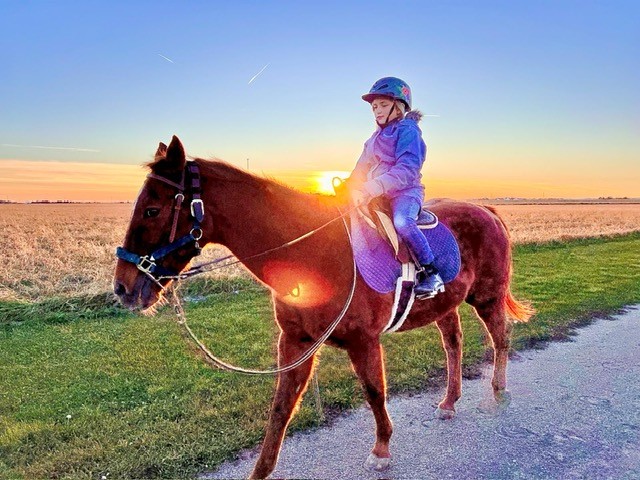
left=166, top=136, right=186, bottom=168
left=155, top=142, right=168, bottom=158
left=151, top=136, right=186, bottom=174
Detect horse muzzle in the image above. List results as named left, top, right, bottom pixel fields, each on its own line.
left=113, top=265, right=164, bottom=311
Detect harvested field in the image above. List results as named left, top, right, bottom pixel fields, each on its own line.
left=1, top=202, right=639, bottom=301
left=494, top=204, right=640, bottom=244
left=0, top=204, right=245, bottom=302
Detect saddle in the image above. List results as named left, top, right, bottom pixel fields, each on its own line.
left=333, top=177, right=438, bottom=264
left=358, top=197, right=438, bottom=264
left=335, top=180, right=461, bottom=332
left=353, top=197, right=444, bottom=333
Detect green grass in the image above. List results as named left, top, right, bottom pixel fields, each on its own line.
left=1, top=233, right=639, bottom=479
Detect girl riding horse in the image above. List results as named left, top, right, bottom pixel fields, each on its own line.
left=348, top=77, right=443, bottom=299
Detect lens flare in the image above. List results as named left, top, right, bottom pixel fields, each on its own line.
left=262, top=260, right=335, bottom=307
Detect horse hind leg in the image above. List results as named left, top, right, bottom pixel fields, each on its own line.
left=474, top=299, right=513, bottom=409
left=434, top=309, right=463, bottom=420
left=347, top=339, right=393, bottom=472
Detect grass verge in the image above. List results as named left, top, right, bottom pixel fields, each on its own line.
left=1, top=233, right=639, bottom=478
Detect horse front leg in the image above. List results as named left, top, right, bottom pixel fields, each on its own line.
left=250, top=333, right=316, bottom=480
left=435, top=310, right=463, bottom=419
left=347, top=338, right=393, bottom=472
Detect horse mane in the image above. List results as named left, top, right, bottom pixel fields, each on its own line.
left=198, top=158, right=339, bottom=216
left=145, top=154, right=339, bottom=221
left=146, top=154, right=300, bottom=192
left=195, top=157, right=308, bottom=197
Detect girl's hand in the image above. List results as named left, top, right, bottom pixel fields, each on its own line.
left=333, top=177, right=349, bottom=200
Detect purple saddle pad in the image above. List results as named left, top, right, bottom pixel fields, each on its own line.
left=349, top=210, right=461, bottom=294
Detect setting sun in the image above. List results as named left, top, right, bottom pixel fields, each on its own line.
left=312, top=171, right=351, bottom=195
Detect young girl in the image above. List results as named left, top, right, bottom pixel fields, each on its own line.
left=348, top=77, right=444, bottom=299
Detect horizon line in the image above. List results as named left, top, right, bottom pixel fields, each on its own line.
left=2, top=196, right=639, bottom=205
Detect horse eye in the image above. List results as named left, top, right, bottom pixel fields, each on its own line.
left=144, top=208, right=160, bottom=218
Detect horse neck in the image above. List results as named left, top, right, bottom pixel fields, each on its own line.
left=199, top=161, right=338, bottom=278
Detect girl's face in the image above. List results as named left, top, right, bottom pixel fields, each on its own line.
left=371, top=97, right=401, bottom=124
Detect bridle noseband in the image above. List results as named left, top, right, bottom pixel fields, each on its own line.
left=115, top=161, right=205, bottom=283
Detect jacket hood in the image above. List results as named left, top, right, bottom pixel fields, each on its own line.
left=376, top=109, right=423, bottom=131
left=405, top=110, right=423, bottom=122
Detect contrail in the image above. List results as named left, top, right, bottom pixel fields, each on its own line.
left=1, top=143, right=100, bottom=153
left=158, top=54, right=175, bottom=64
left=248, top=63, right=270, bottom=85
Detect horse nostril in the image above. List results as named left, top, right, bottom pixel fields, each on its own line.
left=114, top=281, right=127, bottom=297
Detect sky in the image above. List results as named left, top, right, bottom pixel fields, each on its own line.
left=1, top=0, right=638, bottom=202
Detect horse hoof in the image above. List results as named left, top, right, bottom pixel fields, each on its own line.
left=494, top=389, right=512, bottom=407
left=478, top=390, right=512, bottom=416
left=434, top=406, right=456, bottom=420
left=364, top=453, right=391, bottom=472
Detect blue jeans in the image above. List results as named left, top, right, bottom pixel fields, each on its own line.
left=390, top=195, right=435, bottom=265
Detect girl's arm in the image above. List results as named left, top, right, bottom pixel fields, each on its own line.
left=362, top=125, right=426, bottom=198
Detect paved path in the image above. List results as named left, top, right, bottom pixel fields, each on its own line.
left=206, top=306, right=640, bottom=479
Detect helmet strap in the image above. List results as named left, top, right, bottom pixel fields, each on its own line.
left=377, top=101, right=401, bottom=129
left=384, top=101, right=397, bottom=125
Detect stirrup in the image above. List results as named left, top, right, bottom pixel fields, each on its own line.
left=415, top=283, right=445, bottom=300
left=414, top=265, right=445, bottom=300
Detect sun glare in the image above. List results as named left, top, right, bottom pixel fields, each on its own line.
left=262, top=260, right=335, bottom=307
left=313, top=171, right=351, bottom=195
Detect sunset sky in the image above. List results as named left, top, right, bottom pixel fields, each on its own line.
left=1, top=1, right=638, bottom=202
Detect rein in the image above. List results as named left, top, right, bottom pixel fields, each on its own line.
left=170, top=216, right=356, bottom=375
left=116, top=162, right=358, bottom=375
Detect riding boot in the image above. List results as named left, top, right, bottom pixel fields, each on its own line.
left=414, top=263, right=445, bottom=299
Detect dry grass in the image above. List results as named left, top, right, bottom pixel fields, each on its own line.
left=0, top=204, right=246, bottom=302
left=493, top=204, right=640, bottom=244
left=1, top=202, right=639, bottom=302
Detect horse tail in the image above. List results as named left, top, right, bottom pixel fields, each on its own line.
left=504, top=286, right=535, bottom=322
left=481, top=204, right=535, bottom=323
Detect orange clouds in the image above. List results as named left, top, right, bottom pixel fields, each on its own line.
left=0, top=159, right=637, bottom=203
left=0, top=160, right=147, bottom=202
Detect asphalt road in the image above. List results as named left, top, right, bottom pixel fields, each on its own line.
left=205, top=306, right=640, bottom=479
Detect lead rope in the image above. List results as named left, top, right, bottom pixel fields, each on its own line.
left=166, top=212, right=357, bottom=375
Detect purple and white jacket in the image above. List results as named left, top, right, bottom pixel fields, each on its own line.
left=350, top=111, right=426, bottom=204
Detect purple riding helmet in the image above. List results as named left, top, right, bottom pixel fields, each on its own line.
left=362, top=76, right=412, bottom=110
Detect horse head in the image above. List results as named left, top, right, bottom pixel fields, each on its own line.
left=113, top=135, right=208, bottom=310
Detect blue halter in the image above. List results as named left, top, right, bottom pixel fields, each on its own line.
left=115, top=162, right=205, bottom=281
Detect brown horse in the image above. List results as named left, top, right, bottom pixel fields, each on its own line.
left=114, top=136, right=533, bottom=479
